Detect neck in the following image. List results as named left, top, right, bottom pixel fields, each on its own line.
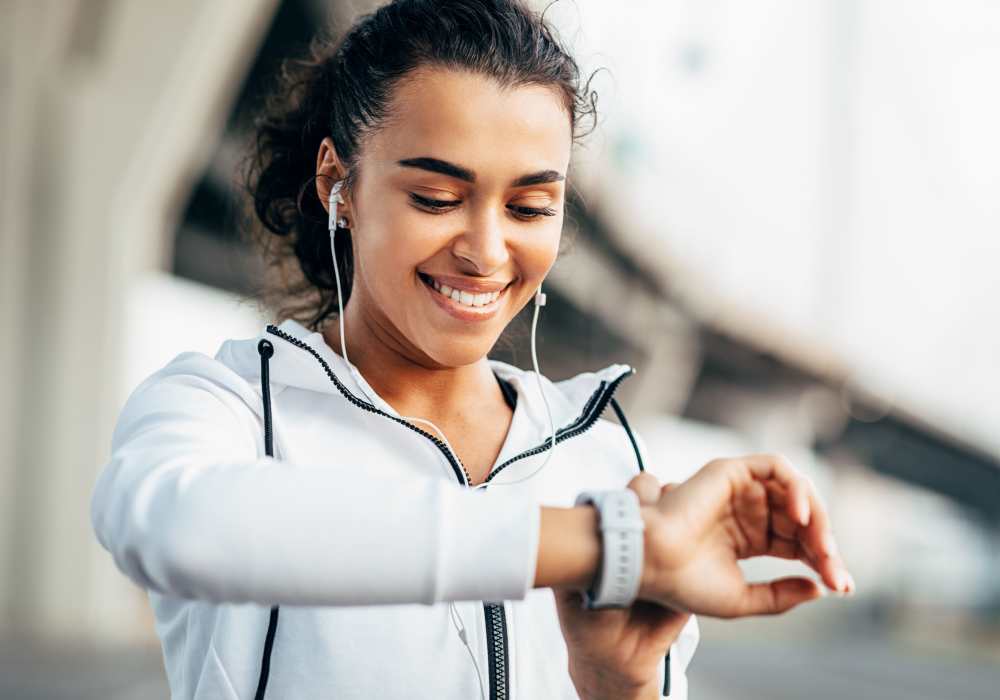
left=322, top=297, right=501, bottom=421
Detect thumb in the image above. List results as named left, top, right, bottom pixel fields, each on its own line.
left=736, top=576, right=823, bottom=617
left=627, top=472, right=662, bottom=505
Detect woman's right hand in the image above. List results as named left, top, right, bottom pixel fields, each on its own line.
left=637, top=453, right=855, bottom=618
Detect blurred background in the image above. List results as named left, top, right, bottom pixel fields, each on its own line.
left=2, top=0, right=998, bottom=698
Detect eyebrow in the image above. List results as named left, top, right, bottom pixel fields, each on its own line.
left=396, top=156, right=565, bottom=187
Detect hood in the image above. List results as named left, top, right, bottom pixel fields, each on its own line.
left=214, top=318, right=635, bottom=435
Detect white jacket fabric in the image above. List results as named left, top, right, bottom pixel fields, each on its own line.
left=91, top=317, right=699, bottom=699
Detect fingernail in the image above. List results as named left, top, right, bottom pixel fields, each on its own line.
left=834, top=570, right=848, bottom=593
left=846, top=572, right=856, bottom=595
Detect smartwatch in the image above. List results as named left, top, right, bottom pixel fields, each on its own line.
left=574, top=489, right=645, bottom=609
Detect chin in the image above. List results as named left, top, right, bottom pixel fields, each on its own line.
left=420, top=335, right=497, bottom=368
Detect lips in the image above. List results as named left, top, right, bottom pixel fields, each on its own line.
left=418, top=272, right=511, bottom=294
left=420, top=274, right=503, bottom=308
left=418, top=272, right=511, bottom=321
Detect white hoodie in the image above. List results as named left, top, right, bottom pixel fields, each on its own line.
left=91, top=317, right=699, bottom=699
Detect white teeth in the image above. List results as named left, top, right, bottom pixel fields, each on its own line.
left=428, top=276, right=503, bottom=308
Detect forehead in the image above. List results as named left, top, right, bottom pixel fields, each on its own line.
left=366, top=66, right=573, bottom=181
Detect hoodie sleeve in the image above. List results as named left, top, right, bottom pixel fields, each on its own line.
left=90, top=366, right=541, bottom=607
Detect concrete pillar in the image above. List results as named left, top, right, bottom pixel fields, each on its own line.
left=1, top=0, right=277, bottom=645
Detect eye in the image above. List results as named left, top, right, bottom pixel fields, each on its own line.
left=408, top=193, right=558, bottom=221
left=409, top=192, right=459, bottom=211
left=508, top=204, right=558, bottom=221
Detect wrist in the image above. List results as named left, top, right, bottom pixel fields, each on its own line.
left=534, top=506, right=601, bottom=591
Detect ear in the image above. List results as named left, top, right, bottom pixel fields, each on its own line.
left=315, top=136, right=350, bottom=217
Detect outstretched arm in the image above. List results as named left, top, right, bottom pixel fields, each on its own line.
left=91, top=370, right=547, bottom=606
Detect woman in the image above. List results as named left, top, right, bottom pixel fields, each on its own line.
left=90, top=1, right=855, bottom=698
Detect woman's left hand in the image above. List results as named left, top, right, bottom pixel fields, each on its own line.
left=554, top=473, right=689, bottom=700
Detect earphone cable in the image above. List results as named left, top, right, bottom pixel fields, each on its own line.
left=449, top=602, right=487, bottom=700
left=472, top=294, right=555, bottom=489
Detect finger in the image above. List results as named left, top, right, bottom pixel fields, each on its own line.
left=741, top=455, right=825, bottom=556
left=661, top=481, right=680, bottom=494
left=732, top=478, right=770, bottom=554
left=760, top=465, right=853, bottom=594
left=765, top=535, right=803, bottom=560
left=762, top=491, right=848, bottom=591
left=765, top=482, right=804, bottom=541
left=735, top=576, right=823, bottom=617
left=739, top=454, right=811, bottom=527
left=627, top=472, right=662, bottom=505
left=795, top=476, right=854, bottom=594
left=766, top=535, right=825, bottom=578
left=765, top=537, right=849, bottom=598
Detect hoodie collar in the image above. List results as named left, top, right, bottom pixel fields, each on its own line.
left=216, top=318, right=634, bottom=436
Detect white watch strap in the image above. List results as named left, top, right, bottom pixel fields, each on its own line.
left=574, top=489, right=645, bottom=609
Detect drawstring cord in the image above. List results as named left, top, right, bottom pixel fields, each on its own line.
left=610, top=395, right=671, bottom=695
left=609, top=396, right=645, bottom=472
left=254, top=339, right=280, bottom=700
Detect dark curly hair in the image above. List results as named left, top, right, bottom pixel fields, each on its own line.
left=240, top=0, right=602, bottom=331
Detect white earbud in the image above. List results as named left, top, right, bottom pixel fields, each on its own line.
left=328, top=179, right=344, bottom=231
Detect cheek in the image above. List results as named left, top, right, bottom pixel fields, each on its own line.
left=368, top=246, right=416, bottom=299
left=518, top=230, right=561, bottom=282
left=357, top=216, right=439, bottom=295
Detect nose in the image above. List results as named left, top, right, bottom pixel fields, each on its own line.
left=451, top=207, right=510, bottom=275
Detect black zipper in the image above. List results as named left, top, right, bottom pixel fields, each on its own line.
left=264, top=324, right=633, bottom=700
left=484, top=602, right=509, bottom=700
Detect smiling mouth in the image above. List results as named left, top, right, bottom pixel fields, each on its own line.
left=418, top=272, right=511, bottom=309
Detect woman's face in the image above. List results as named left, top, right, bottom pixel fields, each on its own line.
left=319, top=67, right=572, bottom=369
